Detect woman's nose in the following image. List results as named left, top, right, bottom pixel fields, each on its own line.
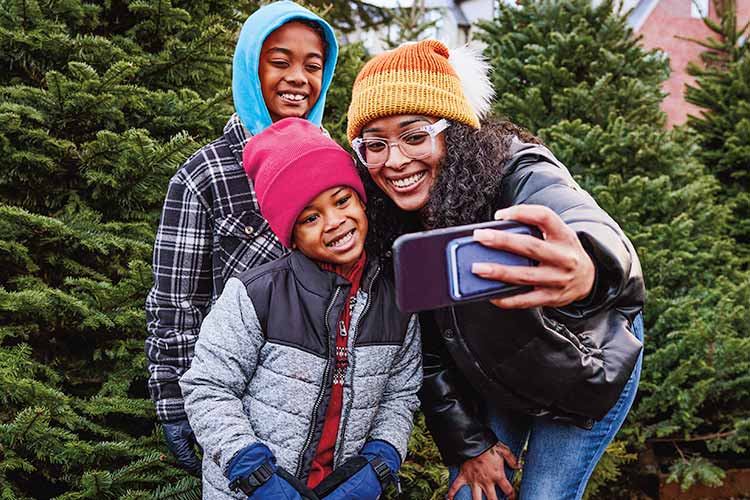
left=384, top=144, right=409, bottom=170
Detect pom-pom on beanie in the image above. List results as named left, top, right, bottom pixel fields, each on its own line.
left=347, top=39, right=493, bottom=142
left=243, top=118, right=366, bottom=248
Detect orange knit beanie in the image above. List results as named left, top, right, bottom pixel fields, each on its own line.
left=347, top=40, right=483, bottom=142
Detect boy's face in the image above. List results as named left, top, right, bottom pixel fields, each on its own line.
left=292, top=186, right=368, bottom=270
left=259, top=21, right=324, bottom=123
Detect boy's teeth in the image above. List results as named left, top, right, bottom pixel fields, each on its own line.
left=328, top=230, right=354, bottom=248
left=390, top=171, right=426, bottom=188
left=281, top=93, right=306, bottom=101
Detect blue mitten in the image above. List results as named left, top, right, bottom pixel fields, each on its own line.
left=313, top=440, right=401, bottom=500
left=227, top=443, right=319, bottom=500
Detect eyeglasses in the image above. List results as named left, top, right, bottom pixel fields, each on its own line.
left=352, top=119, right=451, bottom=168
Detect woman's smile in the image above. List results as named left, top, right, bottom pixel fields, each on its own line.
left=387, top=171, right=428, bottom=190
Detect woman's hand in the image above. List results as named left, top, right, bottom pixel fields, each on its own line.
left=447, top=442, right=520, bottom=500
left=471, top=204, right=595, bottom=309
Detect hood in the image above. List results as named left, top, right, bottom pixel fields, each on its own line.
left=232, top=1, right=339, bottom=136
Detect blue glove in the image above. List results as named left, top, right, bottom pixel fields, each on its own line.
left=313, top=440, right=401, bottom=500
left=227, top=443, right=319, bottom=500
left=162, top=419, right=202, bottom=476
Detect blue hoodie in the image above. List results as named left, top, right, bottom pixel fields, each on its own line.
left=232, top=1, right=339, bottom=136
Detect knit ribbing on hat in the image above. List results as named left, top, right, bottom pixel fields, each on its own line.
left=347, top=40, right=480, bottom=142
left=243, top=118, right=366, bottom=248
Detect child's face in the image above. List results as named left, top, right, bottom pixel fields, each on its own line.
left=259, top=21, right=324, bottom=123
left=292, top=186, right=368, bottom=269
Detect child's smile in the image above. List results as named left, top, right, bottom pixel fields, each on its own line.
left=293, top=186, right=368, bottom=272
left=259, top=21, right=324, bottom=122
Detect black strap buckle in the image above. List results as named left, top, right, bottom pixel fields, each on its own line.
left=229, top=462, right=274, bottom=496
left=370, top=456, right=391, bottom=486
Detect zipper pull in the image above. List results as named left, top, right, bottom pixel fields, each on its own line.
left=339, top=320, right=347, bottom=337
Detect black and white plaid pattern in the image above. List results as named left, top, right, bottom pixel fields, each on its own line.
left=145, top=114, right=286, bottom=422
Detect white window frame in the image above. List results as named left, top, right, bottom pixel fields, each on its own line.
left=691, top=0, right=709, bottom=18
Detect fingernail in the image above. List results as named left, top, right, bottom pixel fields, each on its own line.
left=494, top=209, right=510, bottom=220
left=472, top=263, right=491, bottom=274
left=473, top=229, right=492, bottom=241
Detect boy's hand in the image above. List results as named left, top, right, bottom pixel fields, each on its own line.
left=227, top=443, right=318, bottom=500
left=314, top=440, right=400, bottom=500
left=162, top=418, right=202, bottom=476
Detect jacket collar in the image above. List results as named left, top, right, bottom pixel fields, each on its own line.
left=289, top=250, right=381, bottom=298
left=223, top=113, right=251, bottom=166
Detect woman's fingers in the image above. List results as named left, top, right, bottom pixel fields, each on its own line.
left=489, top=288, right=570, bottom=309
left=484, top=483, right=499, bottom=500
left=471, top=261, right=570, bottom=288
left=471, top=483, right=484, bottom=500
left=494, top=205, right=568, bottom=241
left=505, top=482, right=518, bottom=500
left=473, top=203, right=596, bottom=308
left=497, top=442, right=521, bottom=469
left=447, top=475, right=467, bottom=500
left=473, top=228, right=562, bottom=265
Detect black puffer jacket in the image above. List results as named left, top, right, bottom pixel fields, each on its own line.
left=418, top=140, right=645, bottom=465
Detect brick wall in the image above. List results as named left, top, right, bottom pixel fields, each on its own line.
left=637, top=0, right=750, bottom=127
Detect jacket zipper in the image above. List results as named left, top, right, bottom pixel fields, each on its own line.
left=295, top=285, right=343, bottom=478
left=334, top=265, right=380, bottom=467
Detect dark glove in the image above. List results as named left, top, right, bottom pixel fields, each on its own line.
left=227, top=443, right=319, bottom=500
left=162, top=418, right=202, bottom=476
left=313, top=440, right=401, bottom=500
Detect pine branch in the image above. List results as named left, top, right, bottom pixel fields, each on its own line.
left=648, top=430, right=737, bottom=443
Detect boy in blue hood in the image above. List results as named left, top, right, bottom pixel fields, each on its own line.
left=145, top=0, right=339, bottom=479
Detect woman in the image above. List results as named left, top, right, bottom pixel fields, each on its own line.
left=345, top=40, right=645, bottom=500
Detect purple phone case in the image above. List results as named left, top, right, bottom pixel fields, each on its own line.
left=447, top=234, right=536, bottom=301
left=392, top=220, right=542, bottom=313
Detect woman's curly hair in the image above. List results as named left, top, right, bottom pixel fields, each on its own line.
left=360, top=118, right=542, bottom=258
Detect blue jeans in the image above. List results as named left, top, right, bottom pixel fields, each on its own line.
left=448, top=314, right=644, bottom=500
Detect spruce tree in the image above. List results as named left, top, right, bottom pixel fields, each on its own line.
left=478, top=0, right=750, bottom=496
left=685, top=0, right=750, bottom=252
left=0, top=1, right=246, bottom=498
left=0, top=0, right=392, bottom=498
left=379, top=0, right=440, bottom=50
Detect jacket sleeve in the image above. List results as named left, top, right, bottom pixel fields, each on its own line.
left=180, top=277, right=263, bottom=474
left=417, top=314, right=498, bottom=465
left=145, top=173, right=214, bottom=423
left=367, top=314, right=423, bottom=463
left=501, top=148, right=642, bottom=318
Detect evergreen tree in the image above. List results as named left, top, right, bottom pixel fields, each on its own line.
left=379, top=0, right=441, bottom=50
left=306, top=0, right=394, bottom=34
left=0, top=1, right=244, bottom=498
left=0, top=0, right=390, bottom=498
left=478, top=0, right=750, bottom=496
left=685, top=0, right=750, bottom=252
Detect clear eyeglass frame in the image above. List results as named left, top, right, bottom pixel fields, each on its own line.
left=351, top=118, right=451, bottom=168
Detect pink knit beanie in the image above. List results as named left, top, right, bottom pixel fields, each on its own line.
left=243, top=118, right=366, bottom=248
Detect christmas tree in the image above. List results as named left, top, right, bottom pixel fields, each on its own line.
left=0, top=0, right=393, bottom=497
left=0, top=0, right=250, bottom=496
left=685, top=0, right=750, bottom=252
left=478, top=0, right=750, bottom=496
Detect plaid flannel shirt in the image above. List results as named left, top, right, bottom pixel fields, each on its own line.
left=145, top=114, right=286, bottom=422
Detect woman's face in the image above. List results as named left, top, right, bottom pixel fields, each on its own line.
left=361, top=114, right=446, bottom=212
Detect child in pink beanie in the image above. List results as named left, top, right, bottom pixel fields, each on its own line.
left=180, top=118, right=421, bottom=500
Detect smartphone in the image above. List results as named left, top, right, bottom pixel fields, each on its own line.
left=392, top=220, right=542, bottom=313
left=447, top=235, right=537, bottom=301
